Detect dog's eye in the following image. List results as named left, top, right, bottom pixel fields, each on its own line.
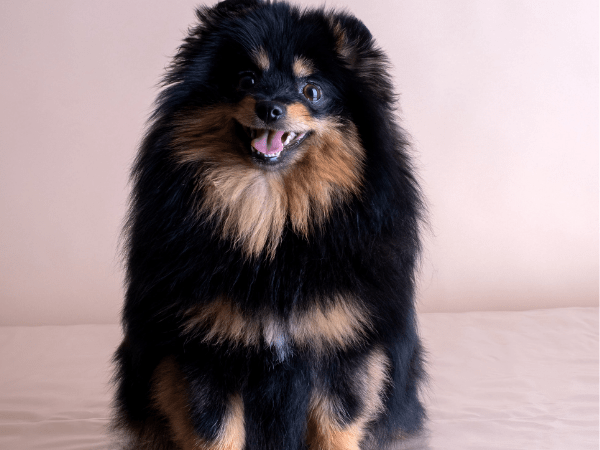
left=302, top=84, right=321, bottom=102
left=238, top=73, right=256, bottom=90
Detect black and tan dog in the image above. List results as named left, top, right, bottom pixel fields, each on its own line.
left=112, top=1, right=425, bottom=449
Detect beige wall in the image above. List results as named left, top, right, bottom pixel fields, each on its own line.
left=0, top=0, right=597, bottom=325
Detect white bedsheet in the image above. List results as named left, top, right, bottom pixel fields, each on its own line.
left=0, top=307, right=597, bottom=449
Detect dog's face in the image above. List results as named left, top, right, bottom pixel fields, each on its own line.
left=229, top=46, right=336, bottom=168
left=173, top=3, right=361, bottom=170
left=161, top=1, right=391, bottom=257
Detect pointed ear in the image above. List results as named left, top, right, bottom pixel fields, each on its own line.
left=196, top=0, right=261, bottom=26
left=327, top=14, right=394, bottom=103
left=328, top=15, right=364, bottom=68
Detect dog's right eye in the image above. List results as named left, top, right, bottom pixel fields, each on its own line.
left=238, top=73, right=256, bottom=90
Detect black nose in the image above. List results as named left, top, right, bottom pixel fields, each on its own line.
left=255, top=101, right=286, bottom=124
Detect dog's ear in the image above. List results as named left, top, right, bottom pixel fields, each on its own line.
left=164, top=0, right=261, bottom=86
left=327, top=14, right=394, bottom=103
left=192, top=0, right=262, bottom=32
left=328, top=14, right=370, bottom=70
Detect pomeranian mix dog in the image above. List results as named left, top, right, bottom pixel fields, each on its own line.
left=112, top=0, right=425, bottom=449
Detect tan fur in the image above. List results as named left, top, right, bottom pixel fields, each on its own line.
left=328, top=18, right=387, bottom=87
left=251, top=47, right=270, bottom=71
left=293, top=56, right=315, bottom=78
left=172, top=99, right=365, bottom=259
left=329, top=19, right=356, bottom=65
left=152, top=358, right=203, bottom=450
left=184, top=297, right=261, bottom=347
left=307, top=423, right=363, bottom=450
left=289, top=294, right=372, bottom=353
left=184, top=294, right=371, bottom=353
left=284, top=117, right=364, bottom=236
left=220, top=395, right=246, bottom=450
left=152, top=358, right=246, bottom=450
left=357, top=347, right=392, bottom=419
left=285, top=103, right=317, bottom=131
left=306, top=347, right=391, bottom=450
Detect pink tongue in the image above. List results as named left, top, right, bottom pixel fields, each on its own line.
left=251, top=129, right=286, bottom=155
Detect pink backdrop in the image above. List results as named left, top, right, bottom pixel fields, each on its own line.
left=0, top=0, right=597, bottom=325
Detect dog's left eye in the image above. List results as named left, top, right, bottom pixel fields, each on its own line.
left=303, top=84, right=322, bottom=102
left=238, top=73, right=256, bottom=90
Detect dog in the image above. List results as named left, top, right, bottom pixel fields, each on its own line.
left=112, top=1, right=426, bottom=449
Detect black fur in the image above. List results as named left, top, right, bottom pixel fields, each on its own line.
left=113, top=1, right=426, bottom=449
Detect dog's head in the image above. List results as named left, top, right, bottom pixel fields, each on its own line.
left=149, top=0, right=395, bottom=257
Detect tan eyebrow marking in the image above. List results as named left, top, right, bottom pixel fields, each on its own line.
left=293, top=56, right=315, bottom=78
left=251, top=47, right=270, bottom=71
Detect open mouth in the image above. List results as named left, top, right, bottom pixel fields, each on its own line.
left=241, top=126, right=308, bottom=162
